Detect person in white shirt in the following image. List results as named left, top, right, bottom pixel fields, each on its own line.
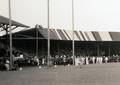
left=92, top=56, right=95, bottom=64
left=20, top=54, right=23, bottom=58
left=105, top=56, right=108, bottom=63
left=96, top=57, right=98, bottom=63
left=5, top=59, right=10, bottom=71
left=81, top=56, right=85, bottom=65
left=86, top=57, right=89, bottom=65
left=75, top=56, right=79, bottom=66
left=100, top=57, right=103, bottom=64
left=63, top=55, right=66, bottom=66
left=34, top=56, right=39, bottom=66
left=42, top=58, right=45, bottom=65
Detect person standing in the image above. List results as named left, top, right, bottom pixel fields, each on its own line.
left=42, top=58, right=45, bottom=65
left=116, top=55, right=119, bottom=62
left=75, top=56, right=79, bottom=66
left=81, top=56, right=85, bottom=65
left=34, top=56, right=39, bottom=66
left=105, top=56, right=108, bottom=63
left=100, top=56, right=103, bottom=64
left=86, top=57, right=89, bottom=65
left=5, top=59, right=10, bottom=71
left=20, top=53, right=24, bottom=58
left=63, top=55, right=66, bottom=66
left=96, top=57, right=98, bottom=63
left=92, top=56, right=95, bottom=64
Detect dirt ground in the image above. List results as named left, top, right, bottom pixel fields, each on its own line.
left=0, top=63, right=120, bottom=85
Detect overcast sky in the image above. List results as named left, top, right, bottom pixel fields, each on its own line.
left=1, top=0, right=120, bottom=33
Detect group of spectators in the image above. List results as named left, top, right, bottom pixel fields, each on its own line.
left=51, top=55, right=109, bottom=66
left=75, top=56, right=109, bottom=66
left=46, top=54, right=120, bottom=66
left=0, top=50, right=25, bottom=71
left=1, top=48, right=120, bottom=71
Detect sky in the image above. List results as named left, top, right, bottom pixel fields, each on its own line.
left=1, top=0, right=120, bottom=35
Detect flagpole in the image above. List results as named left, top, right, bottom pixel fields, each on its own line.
left=8, top=0, right=13, bottom=67
left=72, top=0, right=75, bottom=65
left=47, top=0, right=50, bottom=66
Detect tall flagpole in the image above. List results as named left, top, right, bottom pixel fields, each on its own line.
left=47, top=0, right=50, bottom=66
left=8, top=0, right=13, bottom=66
left=72, top=0, right=75, bottom=65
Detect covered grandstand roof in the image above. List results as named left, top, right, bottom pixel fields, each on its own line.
left=0, top=15, right=29, bottom=27
left=0, top=15, right=30, bottom=36
left=1, top=27, right=120, bottom=41
left=38, top=28, right=120, bottom=41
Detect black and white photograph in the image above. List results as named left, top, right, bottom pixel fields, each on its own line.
left=1, top=0, right=120, bottom=85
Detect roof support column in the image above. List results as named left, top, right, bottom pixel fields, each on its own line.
left=109, top=42, right=111, bottom=56
left=97, top=44, right=99, bottom=56
left=36, top=25, right=39, bottom=57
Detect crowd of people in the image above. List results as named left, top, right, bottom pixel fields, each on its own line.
left=74, top=56, right=109, bottom=66
left=38, top=54, right=119, bottom=67
left=1, top=48, right=120, bottom=71
left=0, top=49, right=25, bottom=71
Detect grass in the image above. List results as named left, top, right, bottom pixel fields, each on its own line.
left=0, top=63, right=120, bottom=85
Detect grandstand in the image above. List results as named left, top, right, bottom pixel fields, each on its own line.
left=0, top=15, right=29, bottom=58
left=1, top=25, right=120, bottom=59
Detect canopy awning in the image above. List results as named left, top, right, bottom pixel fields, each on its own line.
left=1, top=26, right=120, bottom=41
left=39, top=28, right=120, bottom=41
left=0, top=15, right=29, bottom=28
